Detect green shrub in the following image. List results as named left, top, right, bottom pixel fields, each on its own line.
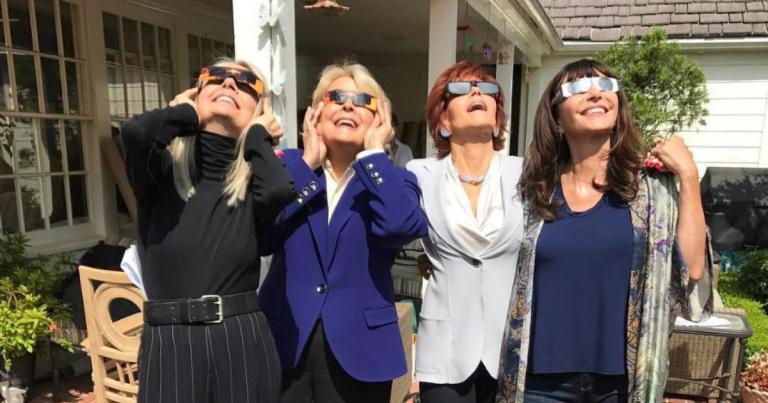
left=735, top=250, right=768, bottom=308
left=0, top=278, right=52, bottom=372
left=595, top=27, right=709, bottom=148
left=0, top=233, right=74, bottom=372
left=719, top=273, right=768, bottom=356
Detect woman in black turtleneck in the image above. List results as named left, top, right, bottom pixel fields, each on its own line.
left=121, top=59, right=294, bottom=403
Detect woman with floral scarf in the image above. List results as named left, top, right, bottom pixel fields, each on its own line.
left=495, top=59, right=713, bottom=403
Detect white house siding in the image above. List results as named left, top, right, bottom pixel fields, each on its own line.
left=525, top=50, right=768, bottom=177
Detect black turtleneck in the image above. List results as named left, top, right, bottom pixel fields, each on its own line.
left=197, top=130, right=235, bottom=180
left=121, top=104, right=295, bottom=300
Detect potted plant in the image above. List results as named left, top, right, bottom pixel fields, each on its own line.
left=742, top=351, right=768, bottom=403
left=0, top=278, right=54, bottom=385
left=0, top=233, right=74, bottom=386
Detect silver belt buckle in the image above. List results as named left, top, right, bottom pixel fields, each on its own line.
left=200, top=295, right=223, bottom=324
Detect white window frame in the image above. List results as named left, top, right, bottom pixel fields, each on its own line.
left=0, top=0, right=97, bottom=251
left=103, top=12, right=176, bottom=123
left=186, top=33, right=234, bottom=86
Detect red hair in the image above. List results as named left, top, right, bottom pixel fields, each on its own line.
left=425, top=60, right=507, bottom=158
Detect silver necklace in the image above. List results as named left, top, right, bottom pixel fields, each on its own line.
left=458, top=173, right=486, bottom=185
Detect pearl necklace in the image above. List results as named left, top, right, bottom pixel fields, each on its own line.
left=458, top=174, right=486, bottom=185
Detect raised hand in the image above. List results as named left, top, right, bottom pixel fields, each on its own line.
left=363, top=101, right=394, bottom=151
left=248, top=96, right=283, bottom=145
left=649, top=136, right=698, bottom=180
left=301, top=103, right=327, bottom=170
left=169, top=88, right=198, bottom=112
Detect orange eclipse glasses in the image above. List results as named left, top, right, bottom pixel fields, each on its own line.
left=323, top=90, right=378, bottom=112
left=197, top=66, right=265, bottom=98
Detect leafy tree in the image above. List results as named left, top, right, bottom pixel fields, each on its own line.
left=595, top=28, right=708, bottom=147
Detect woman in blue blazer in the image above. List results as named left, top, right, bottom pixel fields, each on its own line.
left=258, top=62, right=428, bottom=403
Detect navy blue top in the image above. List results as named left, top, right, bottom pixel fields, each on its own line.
left=529, top=184, right=633, bottom=375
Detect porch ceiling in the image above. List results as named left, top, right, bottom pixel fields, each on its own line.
left=295, top=0, right=505, bottom=58
left=296, top=0, right=430, bottom=57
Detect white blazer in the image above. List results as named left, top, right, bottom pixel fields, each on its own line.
left=407, top=155, right=524, bottom=384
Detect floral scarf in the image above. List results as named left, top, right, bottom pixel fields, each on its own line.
left=495, top=171, right=714, bottom=403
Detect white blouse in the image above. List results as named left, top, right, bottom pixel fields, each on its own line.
left=444, top=154, right=504, bottom=255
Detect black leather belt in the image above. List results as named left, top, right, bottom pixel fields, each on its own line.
left=144, top=290, right=260, bottom=325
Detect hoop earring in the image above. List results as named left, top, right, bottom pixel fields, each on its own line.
left=439, top=128, right=451, bottom=138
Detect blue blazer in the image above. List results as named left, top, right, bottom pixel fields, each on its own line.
left=258, top=149, right=428, bottom=382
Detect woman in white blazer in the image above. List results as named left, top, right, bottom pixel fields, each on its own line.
left=406, top=60, right=524, bottom=403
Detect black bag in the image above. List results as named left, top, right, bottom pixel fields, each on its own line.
left=61, top=241, right=136, bottom=330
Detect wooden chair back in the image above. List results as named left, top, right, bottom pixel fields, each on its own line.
left=79, top=266, right=144, bottom=403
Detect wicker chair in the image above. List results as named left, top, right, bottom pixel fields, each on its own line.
left=79, top=266, right=144, bottom=403
left=666, top=293, right=748, bottom=400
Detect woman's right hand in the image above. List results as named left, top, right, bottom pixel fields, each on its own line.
left=417, top=253, right=433, bottom=280
left=301, top=103, right=326, bottom=170
left=249, top=96, right=284, bottom=144
left=169, top=88, right=198, bottom=112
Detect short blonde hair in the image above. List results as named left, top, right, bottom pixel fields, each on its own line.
left=311, top=62, right=391, bottom=122
left=169, top=57, right=269, bottom=206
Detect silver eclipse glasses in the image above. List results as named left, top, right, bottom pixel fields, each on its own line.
left=560, top=76, right=620, bottom=98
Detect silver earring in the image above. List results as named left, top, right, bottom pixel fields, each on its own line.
left=439, top=128, right=451, bottom=138
left=493, top=128, right=500, bottom=138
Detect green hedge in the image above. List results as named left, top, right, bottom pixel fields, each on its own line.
left=719, top=273, right=768, bottom=356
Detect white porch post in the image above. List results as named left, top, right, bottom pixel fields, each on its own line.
left=232, top=0, right=298, bottom=148
left=427, top=0, right=458, bottom=156
left=495, top=42, right=515, bottom=155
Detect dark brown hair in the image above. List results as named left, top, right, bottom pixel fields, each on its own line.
left=425, top=60, right=506, bottom=158
left=521, top=58, right=645, bottom=221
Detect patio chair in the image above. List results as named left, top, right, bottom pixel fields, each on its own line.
left=665, top=262, right=749, bottom=401
left=79, top=266, right=144, bottom=403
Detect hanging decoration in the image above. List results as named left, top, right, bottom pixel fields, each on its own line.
left=303, top=0, right=350, bottom=15
left=255, top=1, right=286, bottom=98
left=496, top=21, right=510, bottom=65
left=460, top=2, right=474, bottom=51
left=496, top=49, right=510, bottom=65
left=481, top=0, right=493, bottom=61
left=482, top=42, right=493, bottom=60
left=256, top=1, right=283, bottom=29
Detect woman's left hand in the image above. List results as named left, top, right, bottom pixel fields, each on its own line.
left=649, top=137, right=698, bottom=180
left=247, top=96, right=283, bottom=145
left=364, top=101, right=394, bottom=150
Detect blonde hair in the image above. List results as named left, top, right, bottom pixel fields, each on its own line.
left=311, top=62, right=391, bottom=122
left=169, top=57, right=269, bottom=206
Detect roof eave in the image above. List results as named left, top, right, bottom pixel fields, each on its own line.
left=517, top=0, right=564, bottom=51
left=555, top=36, right=768, bottom=55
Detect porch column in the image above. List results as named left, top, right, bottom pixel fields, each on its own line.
left=495, top=41, right=515, bottom=155
left=427, top=0, right=458, bottom=156
left=232, top=0, right=298, bottom=148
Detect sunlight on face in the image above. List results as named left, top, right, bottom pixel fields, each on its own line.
left=441, top=77, right=498, bottom=138
left=316, top=76, right=376, bottom=150
left=556, top=70, right=619, bottom=138
left=196, top=63, right=260, bottom=137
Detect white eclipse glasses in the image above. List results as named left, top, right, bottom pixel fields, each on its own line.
left=560, top=76, right=620, bottom=98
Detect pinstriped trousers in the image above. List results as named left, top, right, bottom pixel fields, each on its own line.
left=137, top=311, right=281, bottom=403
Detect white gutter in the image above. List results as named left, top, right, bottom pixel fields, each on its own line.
left=515, top=0, right=563, bottom=50
left=556, top=37, right=768, bottom=54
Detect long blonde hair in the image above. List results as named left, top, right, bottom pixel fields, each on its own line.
left=311, top=62, right=391, bottom=121
left=169, top=58, right=269, bottom=206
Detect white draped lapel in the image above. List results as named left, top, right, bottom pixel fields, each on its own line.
left=479, top=157, right=523, bottom=258
left=414, top=158, right=469, bottom=255
left=413, top=156, right=522, bottom=259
